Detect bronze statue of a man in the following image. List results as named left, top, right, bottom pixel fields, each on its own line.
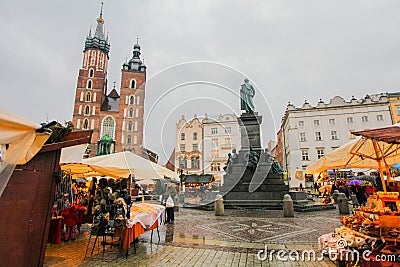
left=240, top=78, right=255, bottom=113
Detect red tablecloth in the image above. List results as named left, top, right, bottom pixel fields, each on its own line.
left=122, top=219, right=158, bottom=251
left=47, top=217, right=63, bottom=244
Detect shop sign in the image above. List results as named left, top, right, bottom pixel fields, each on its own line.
left=377, top=191, right=399, bottom=199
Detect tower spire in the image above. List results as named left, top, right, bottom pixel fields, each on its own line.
left=84, top=1, right=110, bottom=54
left=97, top=2, right=104, bottom=23
left=100, top=2, right=104, bottom=19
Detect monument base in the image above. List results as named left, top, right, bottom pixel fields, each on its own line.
left=219, top=146, right=289, bottom=209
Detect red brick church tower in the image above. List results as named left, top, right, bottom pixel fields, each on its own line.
left=72, top=3, right=151, bottom=159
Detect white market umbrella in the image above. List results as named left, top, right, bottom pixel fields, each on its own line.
left=83, top=151, right=178, bottom=180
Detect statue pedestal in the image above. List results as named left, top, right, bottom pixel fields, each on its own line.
left=238, top=112, right=262, bottom=152
left=219, top=112, right=289, bottom=209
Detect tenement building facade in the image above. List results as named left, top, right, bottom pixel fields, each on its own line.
left=174, top=114, right=240, bottom=184
left=277, top=94, right=392, bottom=188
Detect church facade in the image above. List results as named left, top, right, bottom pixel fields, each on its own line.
left=71, top=5, right=154, bottom=160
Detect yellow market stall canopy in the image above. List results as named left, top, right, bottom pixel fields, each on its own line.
left=61, top=151, right=178, bottom=180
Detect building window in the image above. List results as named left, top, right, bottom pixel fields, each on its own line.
left=191, top=157, right=200, bottom=169
left=300, top=133, right=306, bottom=142
left=179, top=157, right=187, bottom=169
left=89, top=69, right=94, bottom=78
left=86, top=92, right=91, bottom=102
left=193, top=144, right=199, bottom=151
left=78, top=105, right=82, bottom=115
left=301, top=149, right=309, bottom=161
left=134, top=121, right=138, bottom=131
left=84, top=105, right=90, bottom=115
left=313, top=120, right=319, bottom=126
left=376, top=115, right=384, bottom=121
left=362, top=116, right=369, bottom=122
left=130, top=79, right=136, bottom=89
left=83, top=119, right=89, bottom=129
left=396, top=106, right=400, bottom=115
left=331, top=131, right=338, bottom=140
left=315, top=132, right=322, bottom=141
left=101, top=116, right=116, bottom=139
left=136, top=96, right=140, bottom=105
left=349, top=130, right=356, bottom=139
left=225, top=137, right=232, bottom=144
left=127, top=135, right=131, bottom=144
left=90, top=51, right=96, bottom=66
left=212, top=138, right=218, bottom=148
left=128, top=122, right=132, bottom=131
left=211, top=127, right=218, bottom=134
left=135, top=109, right=139, bottom=118
left=347, top=117, right=353, bottom=124
left=129, top=108, right=133, bottom=117
left=180, top=144, right=185, bottom=151
left=299, top=121, right=304, bottom=127
left=133, top=135, right=137, bottom=144
left=129, top=95, right=135, bottom=105
left=181, top=133, right=185, bottom=140
left=225, top=127, right=232, bottom=133
left=83, top=53, right=88, bottom=67
left=211, top=162, right=220, bottom=172
left=193, top=132, right=198, bottom=140
left=329, top=119, right=335, bottom=125
left=87, top=80, right=92, bottom=89
left=212, top=150, right=219, bottom=158
left=317, top=149, right=324, bottom=159
left=99, top=53, right=104, bottom=69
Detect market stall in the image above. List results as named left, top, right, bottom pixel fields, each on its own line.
left=316, top=125, right=400, bottom=266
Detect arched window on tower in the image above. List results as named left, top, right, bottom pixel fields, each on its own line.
left=129, top=95, right=135, bottom=105
left=128, top=121, right=132, bottom=131
left=130, top=79, right=136, bottom=89
left=89, top=69, right=94, bottom=78
left=101, top=116, right=116, bottom=139
left=83, top=119, right=89, bottom=129
left=99, top=53, right=104, bottom=69
left=86, top=92, right=91, bottom=102
left=133, top=135, right=137, bottom=144
left=90, top=51, right=96, bottom=66
left=129, top=108, right=133, bottom=117
left=127, top=135, right=132, bottom=144
left=87, top=80, right=92, bottom=89
left=84, top=105, right=90, bottom=115
left=134, top=121, right=138, bottom=131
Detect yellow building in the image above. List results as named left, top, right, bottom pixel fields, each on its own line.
left=388, top=92, right=400, bottom=124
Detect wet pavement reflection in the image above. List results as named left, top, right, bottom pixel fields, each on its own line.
left=45, top=206, right=339, bottom=266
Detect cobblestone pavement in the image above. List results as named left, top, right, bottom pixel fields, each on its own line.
left=44, top=206, right=341, bottom=266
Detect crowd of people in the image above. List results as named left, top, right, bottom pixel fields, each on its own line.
left=53, top=176, right=133, bottom=242
left=312, top=174, right=378, bottom=206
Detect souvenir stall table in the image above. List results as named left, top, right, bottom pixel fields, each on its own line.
left=123, top=203, right=165, bottom=258
left=318, top=192, right=400, bottom=266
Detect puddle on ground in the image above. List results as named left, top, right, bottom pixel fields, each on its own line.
left=165, top=231, right=206, bottom=245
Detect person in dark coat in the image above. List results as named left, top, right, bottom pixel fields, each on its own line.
left=163, top=183, right=177, bottom=223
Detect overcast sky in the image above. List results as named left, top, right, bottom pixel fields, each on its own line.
left=1, top=1, right=400, bottom=164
